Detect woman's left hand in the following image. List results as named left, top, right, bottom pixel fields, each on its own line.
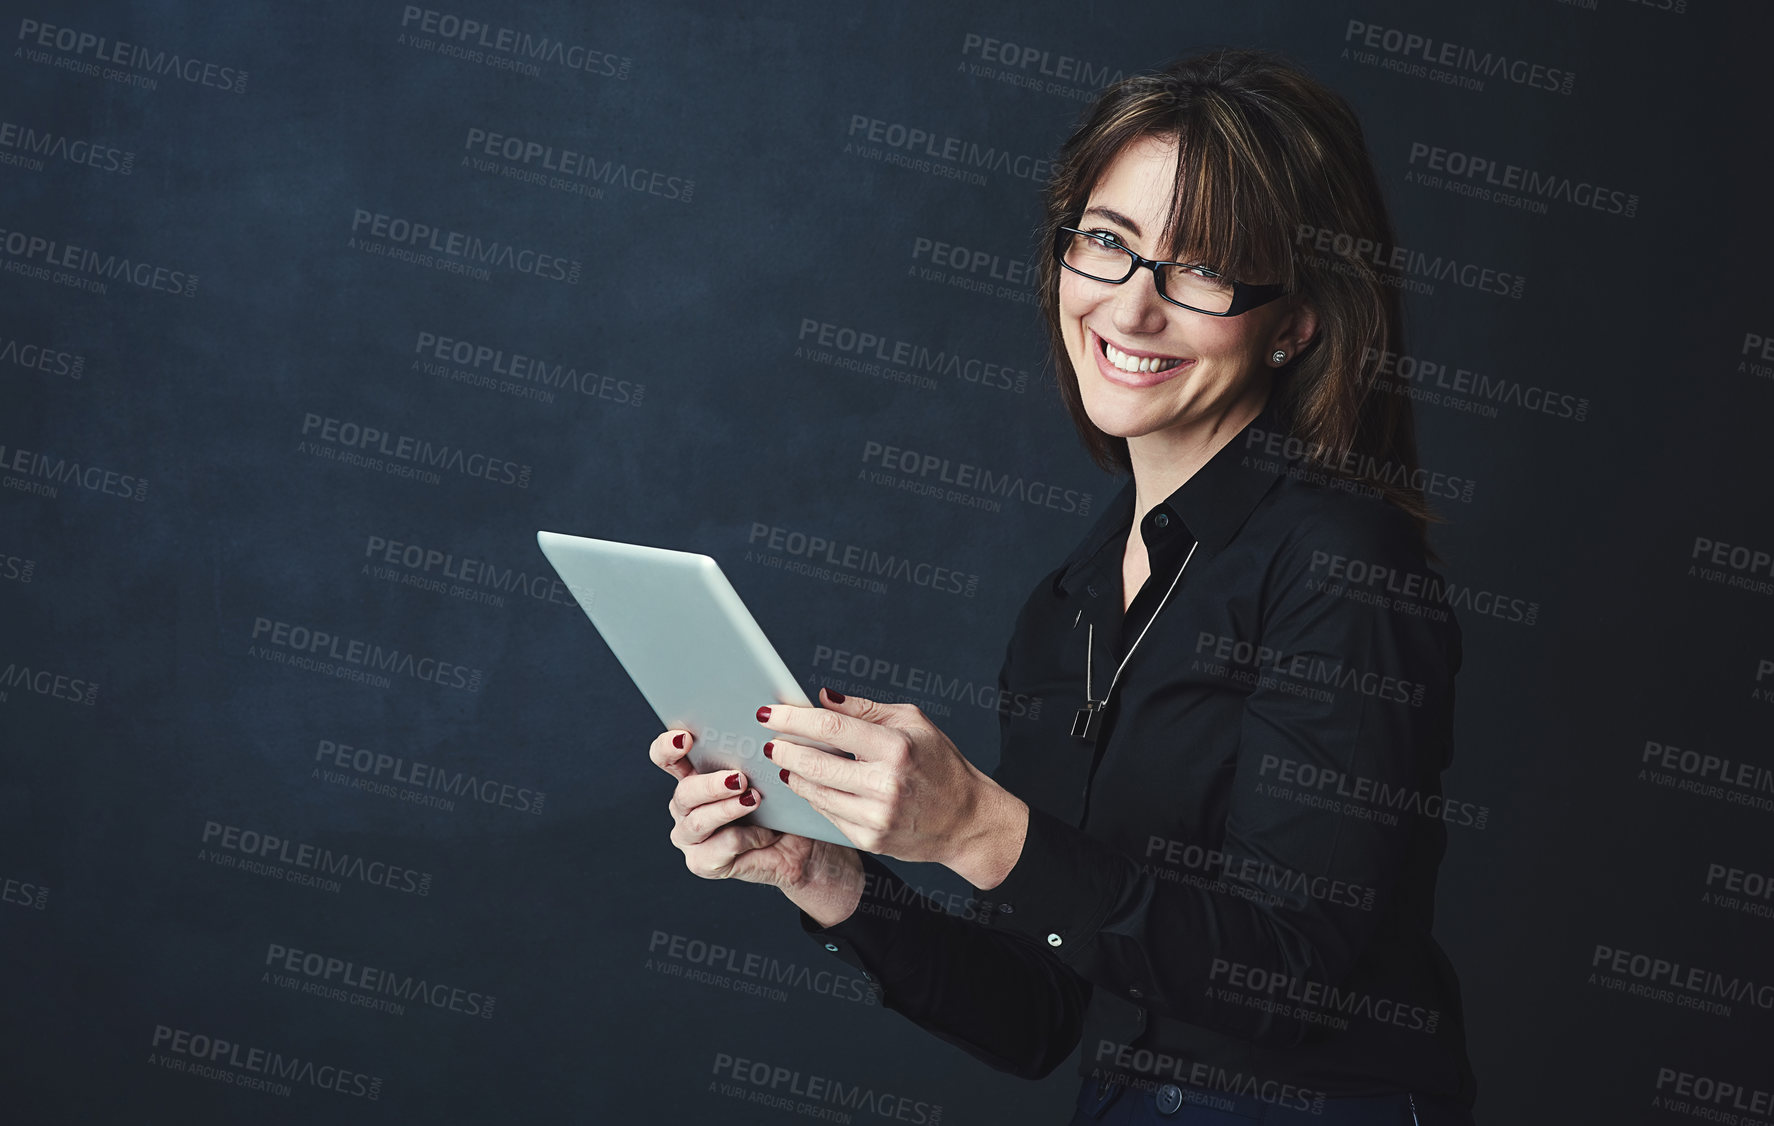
left=758, top=688, right=1028, bottom=885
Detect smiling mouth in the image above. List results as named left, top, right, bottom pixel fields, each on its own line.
left=1100, top=336, right=1189, bottom=375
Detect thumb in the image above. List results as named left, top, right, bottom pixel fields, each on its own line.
left=819, top=685, right=896, bottom=725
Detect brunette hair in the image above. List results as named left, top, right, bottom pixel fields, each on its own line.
left=1038, top=47, right=1441, bottom=544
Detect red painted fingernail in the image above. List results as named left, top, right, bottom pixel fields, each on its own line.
left=756, top=706, right=772, bottom=723
left=763, top=741, right=774, bottom=759
left=724, top=772, right=741, bottom=790
left=739, top=790, right=757, bottom=807
left=779, top=768, right=791, bottom=784
left=825, top=687, right=846, bottom=703
left=672, top=733, right=686, bottom=749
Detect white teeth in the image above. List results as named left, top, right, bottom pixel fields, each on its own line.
left=1103, top=340, right=1184, bottom=375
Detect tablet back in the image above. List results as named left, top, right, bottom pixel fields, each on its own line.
left=536, top=530, right=856, bottom=847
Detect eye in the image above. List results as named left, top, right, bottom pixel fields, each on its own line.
left=1085, top=229, right=1125, bottom=249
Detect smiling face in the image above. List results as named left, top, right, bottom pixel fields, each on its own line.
left=1058, top=133, right=1312, bottom=449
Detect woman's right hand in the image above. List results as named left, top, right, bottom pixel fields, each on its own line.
left=649, top=728, right=866, bottom=927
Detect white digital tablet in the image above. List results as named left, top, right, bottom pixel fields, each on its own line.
left=536, top=530, right=857, bottom=848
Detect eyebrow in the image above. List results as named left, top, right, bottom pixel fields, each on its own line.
left=1083, top=206, right=1143, bottom=239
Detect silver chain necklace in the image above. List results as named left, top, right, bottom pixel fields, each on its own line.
left=1070, top=538, right=1200, bottom=741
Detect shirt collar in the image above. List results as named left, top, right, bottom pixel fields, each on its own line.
left=1053, top=394, right=1295, bottom=597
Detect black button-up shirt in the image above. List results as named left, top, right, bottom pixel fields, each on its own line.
left=801, top=395, right=1476, bottom=1105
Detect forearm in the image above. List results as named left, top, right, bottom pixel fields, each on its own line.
left=940, top=765, right=1031, bottom=891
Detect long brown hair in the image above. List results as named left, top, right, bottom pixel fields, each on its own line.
left=1038, top=47, right=1442, bottom=546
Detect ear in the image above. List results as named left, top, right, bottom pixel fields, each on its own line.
left=1271, top=296, right=1319, bottom=358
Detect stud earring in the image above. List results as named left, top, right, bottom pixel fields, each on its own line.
left=1271, top=350, right=1287, bottom=364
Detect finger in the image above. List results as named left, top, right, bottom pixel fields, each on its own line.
left=649, top=729, right=698, bottom=780
left=671, top=787, right=764, bottom=847
left=778, top=769, right=877, bottom=846
left=819, top=686, right=915, bottom=728
left=668, top=769, right=751, bottom=821
left=765, top=736, right=870, bottom=797
left=757, top=701, right=903, bottom=764
left=684, top=822, right=785, bottom=879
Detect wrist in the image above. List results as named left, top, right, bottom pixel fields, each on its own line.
left=944, top=769, right=1029, bottom=891
left=784, top=842, right=864, bottom=928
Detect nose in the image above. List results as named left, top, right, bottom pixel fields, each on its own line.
left=1105, top=265, right=1172, bottom=336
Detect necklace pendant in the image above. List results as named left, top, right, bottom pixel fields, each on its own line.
left=1071, top=700, right=1103, bottom=740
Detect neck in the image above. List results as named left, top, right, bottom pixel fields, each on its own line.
left=1127, top=377, right=1271, bottom=524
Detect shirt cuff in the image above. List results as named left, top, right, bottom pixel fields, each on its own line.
left=986, top=804, right=1131, bottom=961
left=797, top=852, right=945, bottom=988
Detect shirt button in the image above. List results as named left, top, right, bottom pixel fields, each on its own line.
left=1156, top=1084, right=1184, bottom=1115
left=823, top=943, right=839, bottom=952
left=1128, top=987, right=1143, bottom=1000
left=1086, top=583, right=1099, bottom=598
left=1153, top=512, right=1170, bottom=529
left=1047, top=933, right=1063, bottom=947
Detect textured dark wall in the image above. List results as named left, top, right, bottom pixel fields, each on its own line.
left=3, top=1, right=1772, bottom=1122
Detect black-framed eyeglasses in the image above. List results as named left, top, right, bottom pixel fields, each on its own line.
left=1053, top=226, right=1288, bottom=317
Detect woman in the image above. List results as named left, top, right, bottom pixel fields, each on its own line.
left=651, top=48, right=1477, bottom=1124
